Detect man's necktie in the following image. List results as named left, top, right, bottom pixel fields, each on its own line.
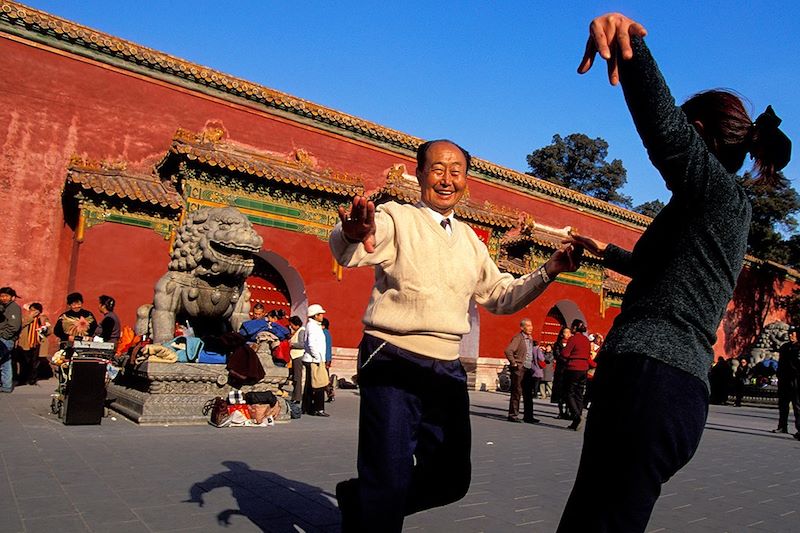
left=440, top=218, right=450, bottom=231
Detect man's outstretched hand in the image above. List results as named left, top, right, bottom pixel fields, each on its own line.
left=563, top=232, right=608, bottom=258
left=578, top=12, right=647, bottom=85
left=544, top=243, right=584, bottom=278
left=338, top=196, right=377, bottom=253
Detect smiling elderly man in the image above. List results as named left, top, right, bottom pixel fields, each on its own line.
left=329, top=139, right=583, bottom=532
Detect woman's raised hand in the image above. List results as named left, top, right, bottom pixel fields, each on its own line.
left=578, top=13, right=647, bottom=85
left=337, top=196, right=377, bottom=253
left=563, top=232, right=607, bottom=258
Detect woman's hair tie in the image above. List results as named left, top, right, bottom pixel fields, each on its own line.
left=754, top=105, right=782, bottom=133
left=749, top=105, right=791, bottom=180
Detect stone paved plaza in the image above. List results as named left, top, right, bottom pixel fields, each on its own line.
left=1, top=380, right=798, bottom=533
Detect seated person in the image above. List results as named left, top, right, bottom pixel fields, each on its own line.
left=238, top=303, right=270, bottom=342
left=266, top=310, right=290, bottom=341
left=53, top=292, right=97, bottom=344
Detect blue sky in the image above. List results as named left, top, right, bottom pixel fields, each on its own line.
left=21, top=1, right=800, bottom=208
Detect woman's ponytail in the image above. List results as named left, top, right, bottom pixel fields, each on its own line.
left=682, top=91, right=792, bottom=184
left=748, top=105, right=792, bottom=184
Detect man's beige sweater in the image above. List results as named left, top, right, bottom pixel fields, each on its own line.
left=330, top=201, right=551, bottom=360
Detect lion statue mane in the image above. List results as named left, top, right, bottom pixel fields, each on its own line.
left=138, top=206, right=263, bottom=343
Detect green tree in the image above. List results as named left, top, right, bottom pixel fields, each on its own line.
left=633, top=199, right=665, bottom=218
left=742, top=172, right=800, bottom=268
left=526, top=133, right=632, bottom=208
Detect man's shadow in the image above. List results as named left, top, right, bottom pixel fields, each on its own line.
left=186, top=460, right=340, bottom=532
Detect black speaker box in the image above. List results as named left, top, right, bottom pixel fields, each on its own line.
left=62, top=359, right=106, bottom=425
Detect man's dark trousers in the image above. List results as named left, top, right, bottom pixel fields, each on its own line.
left=348, top=334, right=471, bottom=532
left=557, top=353, right=708, bottom=533
left=521, top=371, right=539, bottom=421
left=777, top=381, right=800, bottom=433
left=508, top=365, right=525, bottom=418
left=564, top=370, right=587, bottom=423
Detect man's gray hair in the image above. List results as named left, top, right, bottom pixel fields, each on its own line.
left=520, top=318, right=532, bottom=327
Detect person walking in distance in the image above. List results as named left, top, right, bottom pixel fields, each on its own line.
left=550, top=326, right=573, bottom=419
left=560, top=319, right=594, bottom=431
left=773, top=327, right=800, bottom=439
left=504, top=318, right=543, bottom=424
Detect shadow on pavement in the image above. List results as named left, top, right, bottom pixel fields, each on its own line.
left=187, top=460, right=340, bottom=532
left=703, top=422, right=798, bottom=440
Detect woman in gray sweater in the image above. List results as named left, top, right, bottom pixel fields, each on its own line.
left=558, top=13, right=792, bottom=533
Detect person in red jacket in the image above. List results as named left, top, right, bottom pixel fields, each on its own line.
left=561, top=319, right=595, bottom=430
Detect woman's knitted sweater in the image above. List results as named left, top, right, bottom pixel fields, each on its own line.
left=601, top=37, right=752, bottom=390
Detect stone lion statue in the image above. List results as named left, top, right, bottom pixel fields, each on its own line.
left=749, top=321, right=790, bottom=365
left=138, top=207, right=263, bottom=343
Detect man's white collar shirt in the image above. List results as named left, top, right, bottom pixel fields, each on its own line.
left=418, top=202, right=454, bottom=235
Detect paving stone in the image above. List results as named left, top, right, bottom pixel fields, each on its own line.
left=22, top=514, right=89, bottom=533
left=3, top=379, right=800, bottom=531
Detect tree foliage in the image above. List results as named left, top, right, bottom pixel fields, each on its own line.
left=526, top=133, right=632, bottom=208
left=741, top=172, right=800, bottom=269
left=633, top=199, right=665, bottom=218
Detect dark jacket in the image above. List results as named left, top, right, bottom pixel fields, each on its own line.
left=777, top=341, right=800, bottom=387
left=0, top=300, right=22, bottom=341
left=53, top=308, right=97, bottom=342
left=505, top=332, right=531, bottom=366
left=601, top=37, right=751, bottom=390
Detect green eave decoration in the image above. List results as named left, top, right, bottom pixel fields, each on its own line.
left=83, top=205, right=176, bottom=239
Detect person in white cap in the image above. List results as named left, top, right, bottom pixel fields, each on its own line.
left=302, top=304, right=328, bottom=416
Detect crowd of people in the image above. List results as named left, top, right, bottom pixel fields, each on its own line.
left=237, top=302, right=335, bottom=417
left=0, top=284, right=341, bottom=415
left=0, top=288, right=120, bottom=392
left=505, top=318, right=603, bottom=430
left=708, top=326, right=800, bottom=438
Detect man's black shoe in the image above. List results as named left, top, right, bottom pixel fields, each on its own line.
left=567, top=420, right=581, bottom=431
left=794, top=432, right=800, bottom=441
left=523, top=418, right=541, bottom=424
left=313, top=411, right=330, bottom=417
left=771, top=427, right=788, bottom=434
left=507, top=416, right=522, bottom=423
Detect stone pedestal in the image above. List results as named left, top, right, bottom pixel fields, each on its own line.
left=324, top=347, right=507, bottom=393
left=108, top=361, right=289, bottom=425
left=472, top=357, right=507, bottom=392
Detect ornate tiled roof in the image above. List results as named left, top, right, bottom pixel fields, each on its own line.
left=66, top=157, right=183, bottom=210
left=370, top=164, right=517, bottom=229
left=603, top=269, right=630, bottom=295
left=501, top=231, right=564, bottom=251
left=0, top=1, right=650, bottom=228
left=470, top=160, right=652, bottom=227
left=161, top=127, right=364, bottom=197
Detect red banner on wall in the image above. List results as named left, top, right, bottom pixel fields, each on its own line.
left=469, top=225, right=491, bottom=245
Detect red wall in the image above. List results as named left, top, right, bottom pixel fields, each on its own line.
left=68, top=223, right=172, bottom=327
left=1, top=32, right=793, bottom=359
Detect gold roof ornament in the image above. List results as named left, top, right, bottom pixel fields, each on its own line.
left=161, top=127, right=364, bottom=197
left=66, top=156, right=183, bottom=210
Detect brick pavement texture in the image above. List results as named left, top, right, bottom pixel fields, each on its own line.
left=0, top=380, right=798, bottom=532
